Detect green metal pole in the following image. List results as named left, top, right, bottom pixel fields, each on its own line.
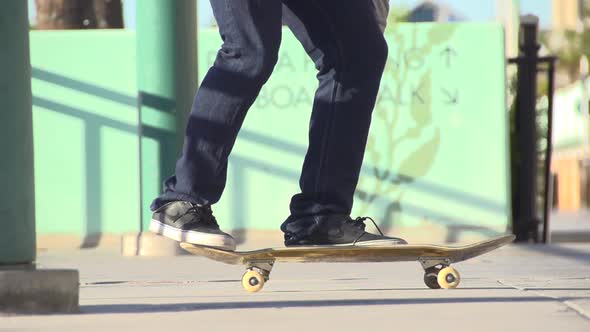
left=0, top=1, right=36, bottom=265
left=136, top=0, right=197, bottom=230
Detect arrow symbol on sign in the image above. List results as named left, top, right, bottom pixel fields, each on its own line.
left=441, top=87, right=459, bottom=105
left=412, top=85, right=425, bottom=104
left=440, top=46, right=458, bottom=68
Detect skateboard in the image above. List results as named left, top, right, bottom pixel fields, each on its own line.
left=180, top=234, right=515, bottom=293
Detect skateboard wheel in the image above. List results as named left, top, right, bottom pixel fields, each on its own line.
left=437, top=267, right=460, bottom=289
left=242, top=269, right=265, bottom=293
left=423, top=267, right=442, bottom=289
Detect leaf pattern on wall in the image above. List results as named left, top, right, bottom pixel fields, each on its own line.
left=356, top=24, right=458, bottom=231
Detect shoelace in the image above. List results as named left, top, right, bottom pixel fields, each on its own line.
left=348, top=216, right=384, bottom=236
left=173, top=204, right=218, bottom=227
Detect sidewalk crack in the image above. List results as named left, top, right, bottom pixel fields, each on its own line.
left=497, top=279, right=590, bottom=321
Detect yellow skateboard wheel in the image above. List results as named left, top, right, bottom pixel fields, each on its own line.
left=242, top=269, right=265, bottom=293
left=437, top=266, right=460, bottom=289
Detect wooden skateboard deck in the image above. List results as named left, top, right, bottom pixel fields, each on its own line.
left=181, top=234, right=515, bottom=292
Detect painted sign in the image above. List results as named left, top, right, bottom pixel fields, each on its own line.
left=203, top=23, right=510, bottom=243
left=30, top=23, right=509, bottom=244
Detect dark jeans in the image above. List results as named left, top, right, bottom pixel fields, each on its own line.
left=152, top=0, right=388, bottom=222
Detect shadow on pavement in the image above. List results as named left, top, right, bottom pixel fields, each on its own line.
left=269, top=287, right=515, bottom=293
left=518, top=244, right=590, bottom=263
left=81, top=296, right=582, bottom=314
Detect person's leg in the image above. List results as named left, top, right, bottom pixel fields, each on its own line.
left=284, top=0, right=387, bottom=217
left=280, top=0, right=404, bottom=245
left=371, top=0, right=390, bottom=32
left=149, top=0, right=283, bottom=249
left=152, top=0, right=283, bottom=209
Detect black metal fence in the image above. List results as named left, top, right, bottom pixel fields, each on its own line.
left=508, top=15, right=557, bottom=243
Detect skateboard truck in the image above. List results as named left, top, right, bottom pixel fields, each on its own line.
left=419, top=257, right=459, bottom=289
left=243, top=260, right=275, bottom=293
left=419, top=257, right=451, bottom=270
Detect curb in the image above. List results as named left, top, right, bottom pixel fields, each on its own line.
left=0, top=268, right=79, bottom=314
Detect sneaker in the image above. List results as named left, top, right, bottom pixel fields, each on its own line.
left=282, top=214, right=407, bottom=247
left=149, top=201, right=236, bottom=251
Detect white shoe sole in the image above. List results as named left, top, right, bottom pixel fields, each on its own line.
left=149, top=219, right=236, bottom=251
left=351, top=239, right=407, bottom=246
left=290, top=239, right=406, bottom=247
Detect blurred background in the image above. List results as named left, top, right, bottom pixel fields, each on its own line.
left=27, top=0, right=552, bottom=29
left=13, top=0, right=590, bottom=251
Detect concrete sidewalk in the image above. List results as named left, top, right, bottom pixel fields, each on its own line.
left=550, top=209, right=590, bottom=242
left=2, top=243, right=590, bottom=331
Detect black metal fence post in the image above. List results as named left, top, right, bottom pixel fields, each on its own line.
left=513, top=15, right=542, bottom=242
left=541, top=57, right=557, bottom=243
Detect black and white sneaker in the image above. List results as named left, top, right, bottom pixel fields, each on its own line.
left=149, top=201, right=236, bottom=251
left=282, top=214, right=407, bottom=247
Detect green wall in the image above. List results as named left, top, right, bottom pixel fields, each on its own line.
left=30, top=23, right=510, bottom=243
left=30, top=31, right=140, bottom=238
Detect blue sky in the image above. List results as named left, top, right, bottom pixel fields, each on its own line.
left=395, top=0, right=550, bottom=25
left=29, top=0, right=552, bottom=29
